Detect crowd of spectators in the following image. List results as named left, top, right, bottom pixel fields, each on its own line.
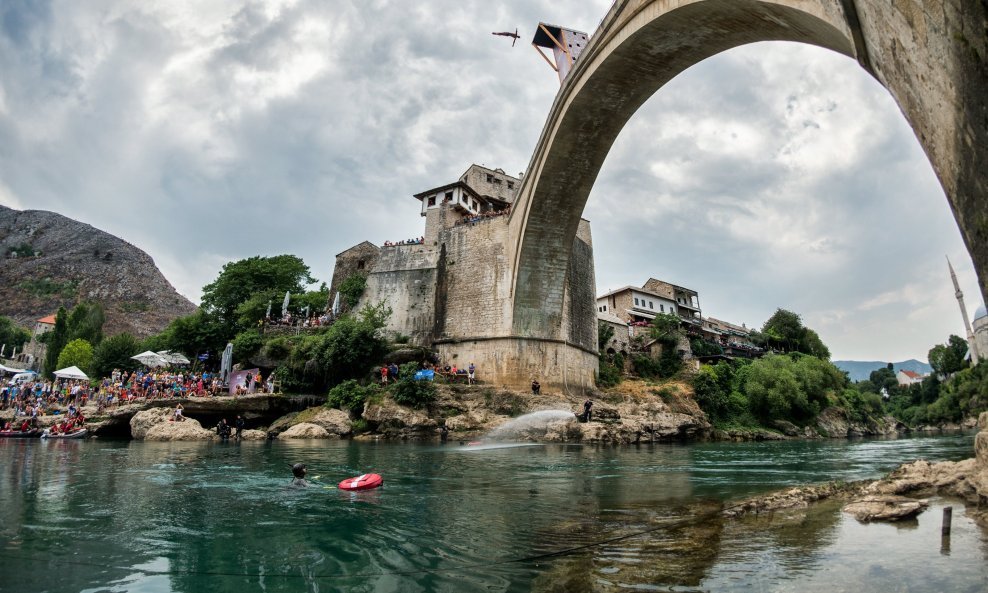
left=1, top=366, right=274, bottom=423
left=266, top=313, right=333, bottom=328
left=458, top=207, right=510, bottom=226
left=384, top=237, right=424, bottom=247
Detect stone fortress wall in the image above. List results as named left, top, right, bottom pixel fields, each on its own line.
left=334, top=164, right=599, bottom=394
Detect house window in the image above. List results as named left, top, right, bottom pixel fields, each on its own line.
left=649, top=301, right=654, bottom=309
left=507, top=181, right=514, bottom=190
left=634, top=298, right=639, bottom=306
left=486, top=174, right=494, bottom=183
left=444, top=191, right=453, bottom=202
left=357, top=260, right=365, bottom=270
left=660, top=304, right=664, bottom=312
left=427, top=196, right=436, bottom=207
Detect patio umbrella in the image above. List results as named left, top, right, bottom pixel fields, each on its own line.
left=220, top=342, right=234, bottom=383
left=157, top=351, right=191, bottom=366
left=131, top=351, right=168, bottom=367
left=282, top=291, right=291, bottom=316
left=332, top=291, right=340, bottom=316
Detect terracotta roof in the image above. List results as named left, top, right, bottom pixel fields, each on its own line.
left=899, top=370, right=922, bottom=379
left=37, top=314, right=56, bottom=324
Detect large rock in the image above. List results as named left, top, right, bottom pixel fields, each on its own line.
left=843, top=495, right=929, bottom=522
left=278, top=423, right=331, bottom=439
left=130, top=408, right=174, bottom=439
left=145, top=418, right=216, bottom=441
left=306, top=408, right=352, bottom=436
left=363, top=401, right=436, bottom=438
left=864, top=458, right=984, bottom=501
left=240, top=429, right=268, bottom=441
left=976, top=430, right=988, bottom=469
left=131, top=407, right=216, bottom=441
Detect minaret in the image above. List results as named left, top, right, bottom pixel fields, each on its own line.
left=948, top=256, right=980, bottom=363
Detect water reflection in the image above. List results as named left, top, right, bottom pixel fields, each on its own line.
left=0, top=434, right=983, bottom=592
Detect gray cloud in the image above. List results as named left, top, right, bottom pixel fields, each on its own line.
left=0, top=1, right=978, bottom=362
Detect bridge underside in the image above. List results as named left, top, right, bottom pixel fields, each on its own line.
left=495, top=0, right=987, bottom=393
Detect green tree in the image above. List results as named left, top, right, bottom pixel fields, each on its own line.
left=598, top=321, right=615, bottom=351
left=338, top=274, right=367, bottom=310
left=327, top=379, right=380, bottom=416
left=0, top=316, right=31, bottom=352
left=928, top=335, right=968, bottom=376
left=43, top=307, right=69, bottom=378
left=649, top=313, right=681, bottom=341
left=56, top=339, right=94, bottom=375
left=201, top=254, right=315, bottom=329
left=754, top=308, right=830, bottom=359
left=745, top=354, right=808, bottom=422
left=868, top=366, right=899, bottom=395
left=317, top=316, right=390, bottom=386
left=145, top=311, right=227, bottom=360
left=66, top=302, right=105, bottom=346
left=390, top=362, right=437, bottom=408
left=91, top=334, right=140, bottom=378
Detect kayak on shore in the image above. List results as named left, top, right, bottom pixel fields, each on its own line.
left=41, top=428, right=88, bottom=439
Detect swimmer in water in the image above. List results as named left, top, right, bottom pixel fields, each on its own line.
left=291, top=463, right=308, bottom=487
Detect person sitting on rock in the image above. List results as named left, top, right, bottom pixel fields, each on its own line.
left=291, top=463, right=308, bottom=487
left=173, top=403, right=184, bottom=422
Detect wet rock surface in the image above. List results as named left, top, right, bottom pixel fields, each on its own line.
left=278, top=423, right=332, bottom=439
left=131, top=408, right=216, bottom=441
left=842, top=495, right=929, bottom=522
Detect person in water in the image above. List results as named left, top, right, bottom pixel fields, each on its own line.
left=291, top=463, right=308, bottom=487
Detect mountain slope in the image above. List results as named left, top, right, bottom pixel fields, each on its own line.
left=833, top=359, right=933, bottom=382
left=0, top=204, right=197, bottom=337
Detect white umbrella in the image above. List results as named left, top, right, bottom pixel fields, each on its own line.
left=220, top=342, right=234, bottom=383
left=265, top=300, right=272, bottom=319
left=157, top=351, right=191, bottom=366
left=282, top=291, right=291, bottom=316
left=54, top=366, right=89, bottom=380
left=131, top=351, right=168, bottom=367
left=332, top=291, right=340, bottom=316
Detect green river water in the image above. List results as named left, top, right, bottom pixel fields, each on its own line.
left=0, top=433, right=985, bottom=593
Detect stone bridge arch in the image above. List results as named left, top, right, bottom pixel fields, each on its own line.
left=503, top=0, right=987, bottom=391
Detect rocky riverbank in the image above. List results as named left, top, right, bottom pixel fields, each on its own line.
left=723, top=412, right=988, bottom=525
left=5, top=379, right=979, bottom=443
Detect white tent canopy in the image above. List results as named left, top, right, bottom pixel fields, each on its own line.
left=54, top=366, right=89, bottom=380
left=0, top=364, right=28, bottom=374
left=156, top=351, right=191, bottom=365
left=131, top=351, right=168, bottom=367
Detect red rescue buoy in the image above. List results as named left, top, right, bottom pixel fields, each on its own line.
left=338, top=473, right=383, bottom=491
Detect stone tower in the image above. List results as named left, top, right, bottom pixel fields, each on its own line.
left=948, top=257, right=980, bottom=364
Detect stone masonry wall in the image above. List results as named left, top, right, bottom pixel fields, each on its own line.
left=329, top=242, right=380, bottom=300
left=563, top=222, right=597, bottom=354
left=357, top=245, right=437, bottom=345
left=435, top=217, right=514, bottom=340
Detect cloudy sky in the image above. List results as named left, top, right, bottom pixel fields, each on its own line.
left=0, top=0, right=981, bottom=362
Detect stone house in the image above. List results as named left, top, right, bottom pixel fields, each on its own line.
left=896, top=369, right=925, bottom=386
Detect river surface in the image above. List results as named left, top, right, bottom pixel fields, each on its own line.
left=1, top=433, right=985, bottom=593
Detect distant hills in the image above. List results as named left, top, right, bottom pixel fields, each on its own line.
left=833, top=359, right=933, bottom=382
left=0, top=204, right=197, bottom=337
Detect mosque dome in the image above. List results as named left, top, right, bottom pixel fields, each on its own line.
left=975, top=304, right=987, bottom=321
